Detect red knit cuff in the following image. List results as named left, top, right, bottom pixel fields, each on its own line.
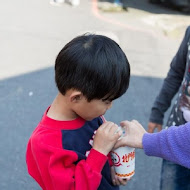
left=86, top=149, right=108, bottom=173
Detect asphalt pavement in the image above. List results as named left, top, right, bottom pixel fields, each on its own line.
left=1, top=0, right=189, bottom=190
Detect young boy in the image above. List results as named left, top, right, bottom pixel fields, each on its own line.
left=26, top=33, right=130, bottom=190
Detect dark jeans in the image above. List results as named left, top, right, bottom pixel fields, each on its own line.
left=160, top=159, right=190, bottom=190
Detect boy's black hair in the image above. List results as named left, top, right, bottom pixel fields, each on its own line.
left=55, top=33, right=130, bottom=101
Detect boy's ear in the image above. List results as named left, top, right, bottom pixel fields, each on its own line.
left=70, top=91, right=83, bottom=103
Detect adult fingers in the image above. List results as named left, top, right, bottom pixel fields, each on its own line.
left=120, top=120, right=130, bottom=127
left=114, top=137, right=127, bottom=149
left=131, top=120, right=141, bottom=127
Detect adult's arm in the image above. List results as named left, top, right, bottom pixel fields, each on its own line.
left=143, top=122, right=190, bottom=169
left=149, top=26, right=190, bottom=124
left=115, top=120, right=190, bottom=169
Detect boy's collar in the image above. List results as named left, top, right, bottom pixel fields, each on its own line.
left=40, top=106, right=86, bottom=130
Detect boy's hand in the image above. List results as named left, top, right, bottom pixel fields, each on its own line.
left=93, top=122, right=122, bottom=156
left=111, top=167, right=128, bottom=186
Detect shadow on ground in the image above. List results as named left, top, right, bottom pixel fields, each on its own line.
left=0, top=67, right=172, bottom=190
left=98, top=0, right=190, bottom=15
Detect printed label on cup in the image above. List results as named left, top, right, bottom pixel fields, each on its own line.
left=111, top=126, right=135, bottom=179
left=111, top=147, right=135, bottom=179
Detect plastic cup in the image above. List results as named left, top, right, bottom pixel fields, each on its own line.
left=111, top=127, right=135, bottom=179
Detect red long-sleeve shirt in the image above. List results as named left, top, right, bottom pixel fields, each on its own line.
left=26, top=108, right=118, bottom=190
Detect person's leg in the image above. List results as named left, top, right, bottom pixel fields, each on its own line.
left=160, top=159, right=190, bottom=190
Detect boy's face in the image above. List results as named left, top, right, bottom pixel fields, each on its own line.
left=73, top=96, right=113, bottom=121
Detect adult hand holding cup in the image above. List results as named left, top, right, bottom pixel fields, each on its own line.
left=115, top=120, right=146, bottom=149
left=111, top=126, right=135, bottom=179
left=112, top=120, right=147, bottom=179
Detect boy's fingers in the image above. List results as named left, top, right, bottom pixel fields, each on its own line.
left=113, top=176, right=118, bottom=186
left=111, top=166, right=116, bottom=185
left=110, top=123, right=118, bottom=132
left=122, top=179, right=128, bottom=185
left=112, top=179, right=116, bottom=185
left=100, top=121, right=113, bottom=130
left=113, top=126, right=122, bottom=137
left=118, top=177, right=128, bottom=185
left=115, top=179, right=120, bottom=186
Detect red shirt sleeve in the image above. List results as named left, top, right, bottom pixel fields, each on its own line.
left=107, top=152, right=113, bottom=167
left=27, top=140, right=108, bottom=190
left=49, top=147, right=108, bottom=190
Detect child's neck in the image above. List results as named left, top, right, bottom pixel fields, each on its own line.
left=47, top=93, right=78, bottom=121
